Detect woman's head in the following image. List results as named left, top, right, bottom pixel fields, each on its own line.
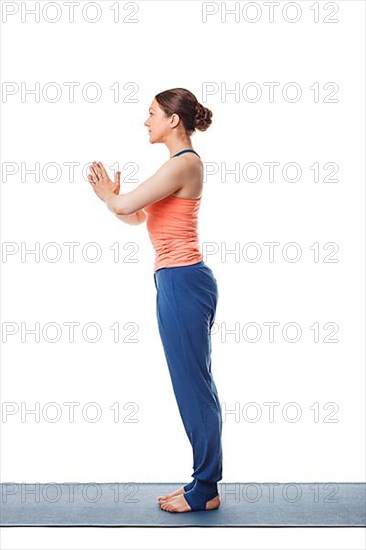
left=144, top=88, right=212, bottom=143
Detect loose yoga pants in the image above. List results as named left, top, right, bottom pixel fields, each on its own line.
left=154, top=260, right=223, bottom=509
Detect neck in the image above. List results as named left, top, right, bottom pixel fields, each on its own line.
left=165, top=137, right=193, bottom=158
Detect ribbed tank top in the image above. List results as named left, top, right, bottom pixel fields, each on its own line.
left=145, top=149, right=203, bottom=272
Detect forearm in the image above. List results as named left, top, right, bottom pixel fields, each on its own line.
left=104, top=194, right=140, bottom=224
left=104, top=193, right=146, bottom=224
left=113, top=210, right=146, bottom=225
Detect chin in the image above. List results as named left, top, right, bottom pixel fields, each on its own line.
left=149, top=132, right=163, bottom=144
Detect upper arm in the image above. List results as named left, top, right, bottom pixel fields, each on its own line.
left=113, top=159, right=187, bottom=216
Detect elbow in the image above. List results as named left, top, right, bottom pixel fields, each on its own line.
left=115, top=205, right=130, bottom=216
left=114, top=199, right=134, bottom=216
left=111, top=195, right=144, bottom=217
left=117, top=205, right=142, bottom=216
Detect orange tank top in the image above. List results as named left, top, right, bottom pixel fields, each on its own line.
left=144, top=195, right=203, bottom=272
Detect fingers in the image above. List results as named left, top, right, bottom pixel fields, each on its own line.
left=116, top=171, right=121, bottom=190
left=90, top=163, right=100, bottom=180
left=88, top=173, right=96, bottom=185
left=98, top=162, right=108, bottom=179
left=88, top=162, right=120, bottom=190
left=112, top=171, right=120, bottom=194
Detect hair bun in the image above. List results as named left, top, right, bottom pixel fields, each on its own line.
left=194, top=102, right=212, bottom=132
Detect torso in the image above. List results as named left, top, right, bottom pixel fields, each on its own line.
left=170, top=151, right=203, bottom=200
left=145, top=150, right=203, bottom=272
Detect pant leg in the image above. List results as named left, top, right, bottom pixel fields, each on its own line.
left=154, top=262, right=223, bottom=484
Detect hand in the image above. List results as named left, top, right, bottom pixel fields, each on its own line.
left=88, top=161, right=121, bottom=202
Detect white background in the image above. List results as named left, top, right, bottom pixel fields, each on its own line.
left=1, top=0, right=365, bottom=549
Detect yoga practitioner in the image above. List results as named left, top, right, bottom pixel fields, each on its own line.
left=88, top=88, right=223, bottom=513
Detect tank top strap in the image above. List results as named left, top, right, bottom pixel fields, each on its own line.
left=171, top=148, right=201, bottom=159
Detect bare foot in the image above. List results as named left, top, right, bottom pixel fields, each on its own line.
left=159, top=493, right=221, bottom=513
left=157, top=486, right=186, bottom=503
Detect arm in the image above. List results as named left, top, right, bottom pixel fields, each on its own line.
left=105, top=159, right=193, bottom=216
left=112, top=209, right=147, bottom=225
left=88, top=164, right=146, bottom=223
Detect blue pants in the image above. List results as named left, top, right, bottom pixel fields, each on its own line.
left=153, top=260, right=223, bottom=508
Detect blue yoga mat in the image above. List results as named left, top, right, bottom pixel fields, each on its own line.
left=1, top=482, right=365, bottom=527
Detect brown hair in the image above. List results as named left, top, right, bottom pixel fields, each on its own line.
left=155, top=88, right=212, bottom=136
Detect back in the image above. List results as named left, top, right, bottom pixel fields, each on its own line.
left=145, top=149, right=203, bottom=272
left=145, top=195, right=203, bottom=272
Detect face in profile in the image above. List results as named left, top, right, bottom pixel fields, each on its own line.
left=144, top=98, right=176, bottom=143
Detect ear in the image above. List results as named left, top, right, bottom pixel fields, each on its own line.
left=170, top=113, right=180, bottom=129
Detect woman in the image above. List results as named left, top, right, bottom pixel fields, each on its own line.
left=88, top=88, right=223, bottom=513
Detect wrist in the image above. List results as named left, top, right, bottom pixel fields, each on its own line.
left=105, top=192, right=117, bottom=211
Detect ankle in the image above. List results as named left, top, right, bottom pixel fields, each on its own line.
left=183, top=479, right=196, bottom=492
left=193, top=479, right=218, bottom=499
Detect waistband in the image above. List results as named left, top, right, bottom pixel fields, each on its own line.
left=154, top=260, right=205, bottom=275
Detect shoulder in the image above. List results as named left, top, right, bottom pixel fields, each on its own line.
left=169, top=154, right=203, bottom=174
